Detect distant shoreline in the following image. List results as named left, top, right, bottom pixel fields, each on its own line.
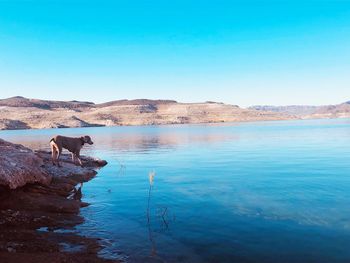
left=0, top=96, right=349, bottom=131
left=1, top=115, right=350, bottom=132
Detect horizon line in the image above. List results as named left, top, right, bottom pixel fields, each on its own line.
left=0, top=95, right=348, bottom=108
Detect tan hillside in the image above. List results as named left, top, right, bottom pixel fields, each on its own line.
left=251, top=101, right=350, bottom=119
left=306, top=102, right=350, bottom=119
left=0, top=97, right=289, bottom=130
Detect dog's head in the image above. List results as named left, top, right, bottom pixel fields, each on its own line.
left=82, top=135, right=94, bottom=145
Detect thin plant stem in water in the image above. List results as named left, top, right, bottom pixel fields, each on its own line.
left=147, top=170, right=157, bottom=257
left=115, top=158, right=126, bottom=177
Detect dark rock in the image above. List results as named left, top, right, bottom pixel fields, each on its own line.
left=0, top=139, right=114, bottom=262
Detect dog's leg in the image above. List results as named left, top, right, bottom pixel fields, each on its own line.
left=73, top=153, right=79, bottom=165
left=50, top=143, right=56, bottom=165
left=53, top=150, right=58, bottom=166
left=76, top=151, right=83, bottom=167
left=57, top=146, right=62, bottom=167
left=77, top=156, right=83, bottom=167
left=50, top=141, right=60, bottom=166
left=71, top=152, right=76, bottom=164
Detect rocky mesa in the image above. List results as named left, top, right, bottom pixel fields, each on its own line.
left=250, top=101, right=350, bottom=119
left=0, top=96, right=289, bottom=130
left=1, top=96, right=350, bottom=130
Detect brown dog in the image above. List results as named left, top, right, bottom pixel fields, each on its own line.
left=50, top=135, right=93, bottom=167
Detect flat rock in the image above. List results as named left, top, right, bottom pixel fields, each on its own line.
left=0, top=139, right=50, bottom=189
left=0, top=139, right=107, bottom=190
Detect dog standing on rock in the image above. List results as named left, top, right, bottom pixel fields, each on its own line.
left=50, top=135, right=94, bottom=167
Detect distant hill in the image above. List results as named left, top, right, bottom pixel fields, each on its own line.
left=1, top=96, right=349, bottom=130
left=250, top=101, right=350, bottom=119
left=96, top=99, right=177, bottom=108
left=0, top=96, right=287, bottom=130
left=313, top=102, right=350, bottom=116
left=249, top=105, right=319, bottom=116
left=0, top=96, right=94, bottom=109
left=0, top=96, right=179, bottom=110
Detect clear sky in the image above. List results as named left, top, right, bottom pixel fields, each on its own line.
left=0, top=0, right=349, bottom=107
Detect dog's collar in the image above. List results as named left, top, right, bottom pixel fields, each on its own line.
left=80, top=137, right=85, bottom=146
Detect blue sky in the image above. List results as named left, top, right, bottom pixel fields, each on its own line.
left=0, top=0, right=349, bottom=107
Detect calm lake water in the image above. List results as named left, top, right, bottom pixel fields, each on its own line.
left=1, top=118, right=350, bottom=263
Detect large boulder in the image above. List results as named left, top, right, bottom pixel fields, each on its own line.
left=0, top=139, right=51, bottom=189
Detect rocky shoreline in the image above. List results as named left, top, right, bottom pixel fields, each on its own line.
left=0, top=139, right=116, bottom=262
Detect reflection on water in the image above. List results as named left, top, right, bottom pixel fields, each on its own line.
left=1, top=119, right=350, bottom=262
left=0, top=125, right=238, bottom=154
